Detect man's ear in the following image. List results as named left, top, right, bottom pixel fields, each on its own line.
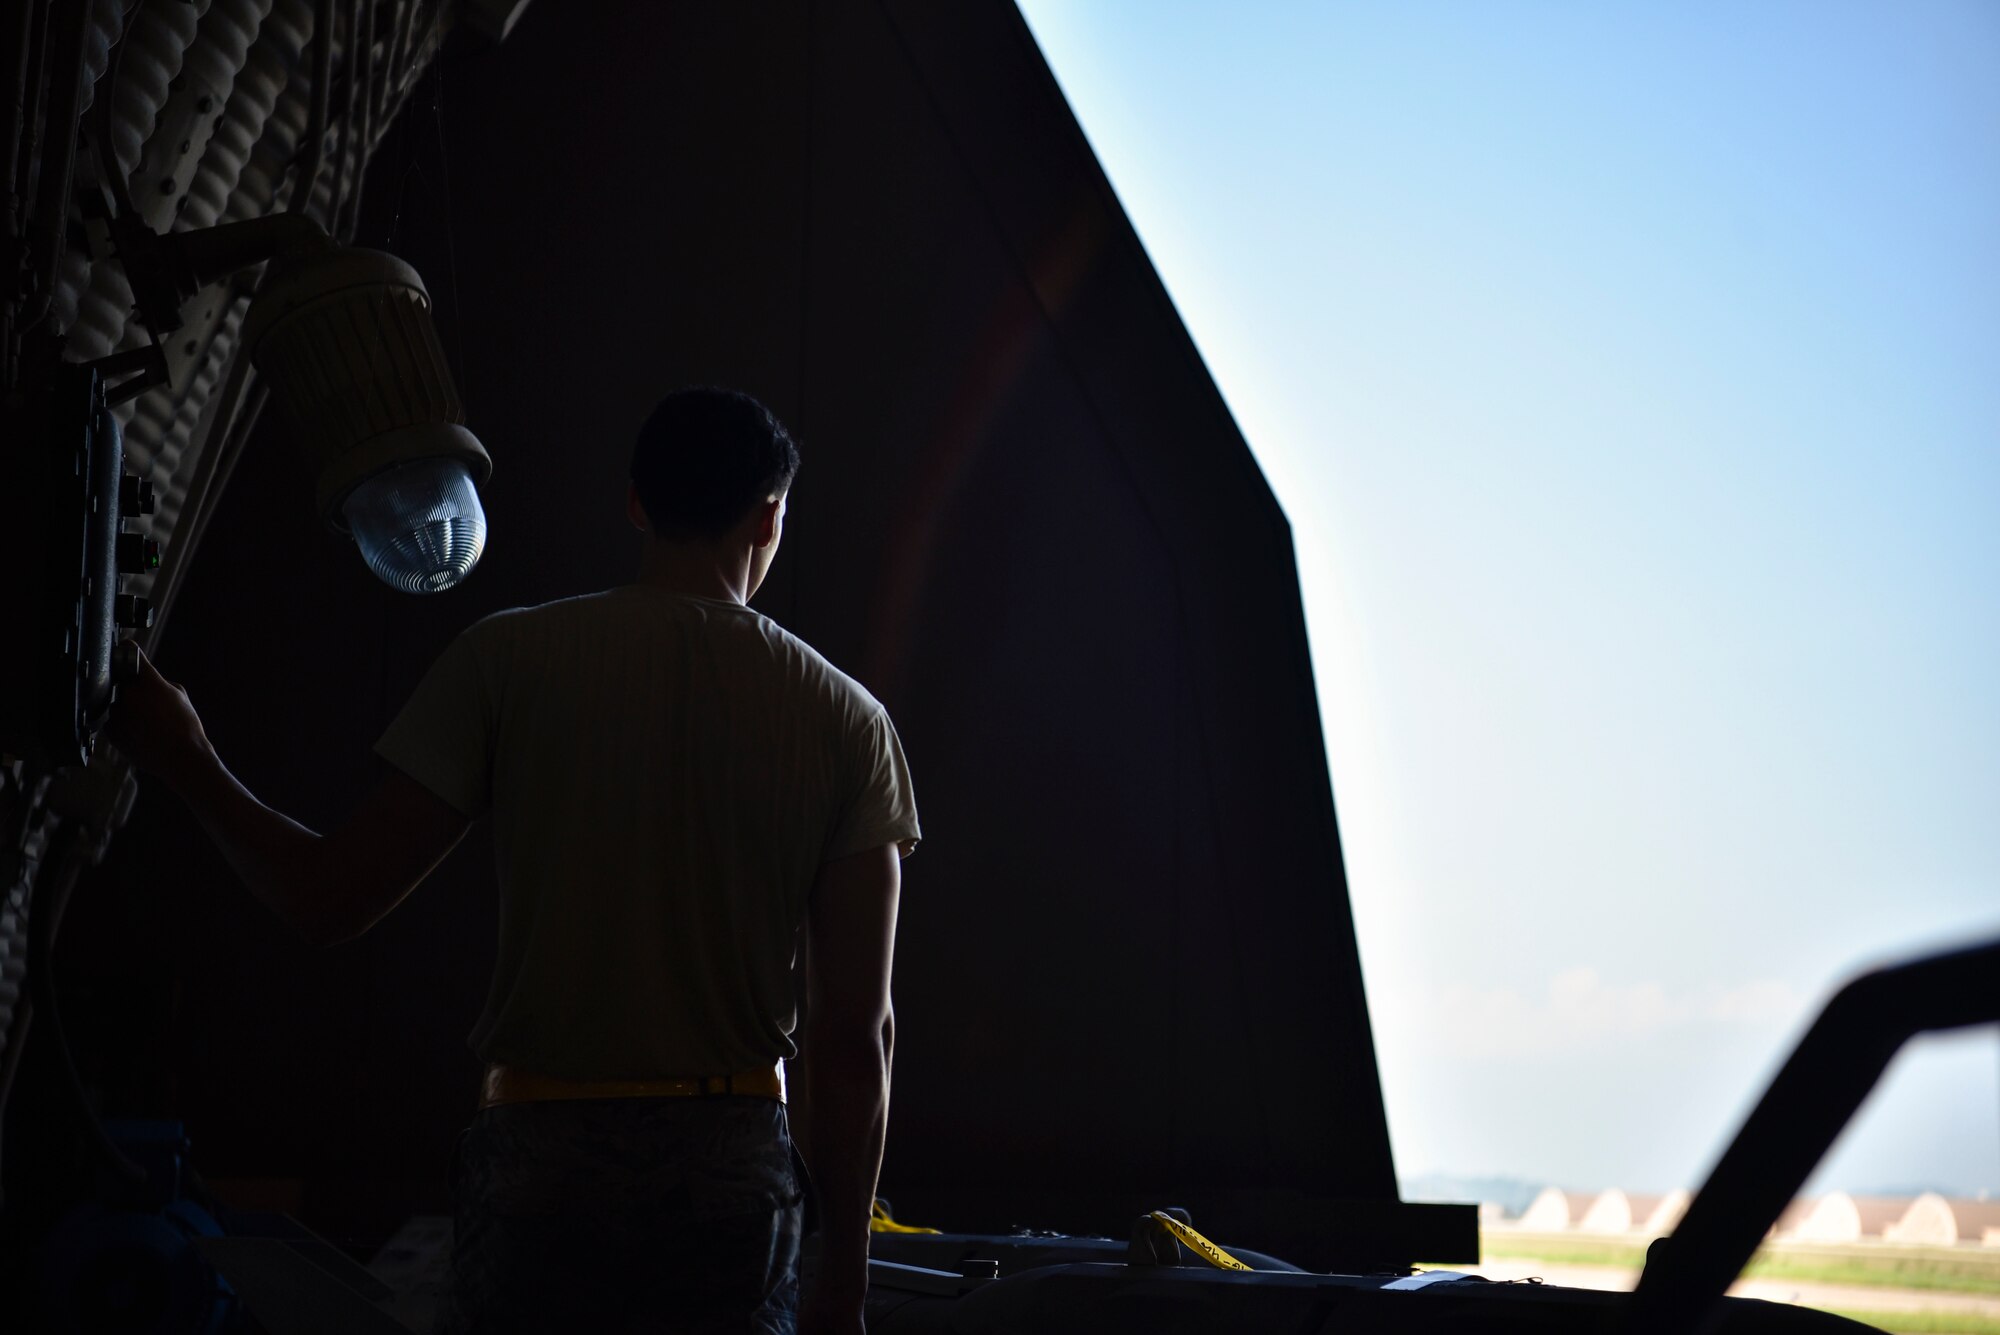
left=752, top=496, right=784, bottom=549
left=627, top=484, right=651, bottom=532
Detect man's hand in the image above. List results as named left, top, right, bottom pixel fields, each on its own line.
left=104, top=646, right=470, bottom=945
left=106, top=648, right=215, bottom=784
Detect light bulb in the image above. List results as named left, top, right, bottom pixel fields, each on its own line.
left=342, top=456, right=487, bottom=594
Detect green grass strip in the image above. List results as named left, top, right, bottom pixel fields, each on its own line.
left=1820, top=1309, right=2000, bottom=1335
left=1475, top=1237, right=2000, bottom=1296
left=1478, top=1236, right=1647, bottom=1268
left=1744, top=1258, right=2000, bottom=1297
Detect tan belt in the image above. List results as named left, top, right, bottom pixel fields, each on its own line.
left=480, top=1062, right=786, bottom=1110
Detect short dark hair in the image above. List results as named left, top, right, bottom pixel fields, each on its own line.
left=630, top=387, right=800, bottom=539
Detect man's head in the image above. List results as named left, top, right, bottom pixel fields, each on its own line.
left=629, top=388, right=800, bottom=594
left=630, top=387, right=800, bottom=538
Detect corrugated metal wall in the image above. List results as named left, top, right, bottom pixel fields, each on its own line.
left=1, top=0, right=459, bottom=1161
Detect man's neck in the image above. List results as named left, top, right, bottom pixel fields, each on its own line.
left=634, top=538, right=752, bottom=605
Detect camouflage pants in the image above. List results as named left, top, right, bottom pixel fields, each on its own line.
left=436, top=1096, right=803, bottom=1334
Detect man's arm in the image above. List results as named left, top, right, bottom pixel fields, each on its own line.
left=799, top=842, right=901, bottom=1334
left=109, top=651, right=471, bottom=945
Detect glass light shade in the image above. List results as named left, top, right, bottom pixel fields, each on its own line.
left=342, top=456, right=487, bottom=594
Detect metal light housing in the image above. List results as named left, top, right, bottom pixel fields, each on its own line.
left=242, top=248, right=491, bottom=593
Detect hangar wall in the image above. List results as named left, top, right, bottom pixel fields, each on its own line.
left=57, top=0, right=1410, bottom=1256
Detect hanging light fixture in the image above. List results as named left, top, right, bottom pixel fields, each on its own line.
left=241, top=247, right=491, bottom=593
left=100, top=205, right=494, bottom=598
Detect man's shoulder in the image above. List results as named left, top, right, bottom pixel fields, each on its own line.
left=456, top=590, right=622, bottom=641
left=449, top=592, right=888, bottom=718
left=755, top=619, right=885, bottom=720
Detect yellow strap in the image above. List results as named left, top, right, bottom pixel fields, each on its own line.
left=1148, top=1211, right=1252, bottom=1271
left=870, top=1199, right=941, bottom=1234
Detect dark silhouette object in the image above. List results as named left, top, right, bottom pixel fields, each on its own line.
left=1630, top=935, right=2000, bottom=1335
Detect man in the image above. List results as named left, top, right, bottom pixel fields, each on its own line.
left=110, top=387, right=918, bottom=1333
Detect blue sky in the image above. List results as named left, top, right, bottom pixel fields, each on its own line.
left=1016, top=1, right=1999, bottom=1196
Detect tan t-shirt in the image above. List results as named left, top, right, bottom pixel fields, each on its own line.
left=374, top=586, right=920, bottom=1079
